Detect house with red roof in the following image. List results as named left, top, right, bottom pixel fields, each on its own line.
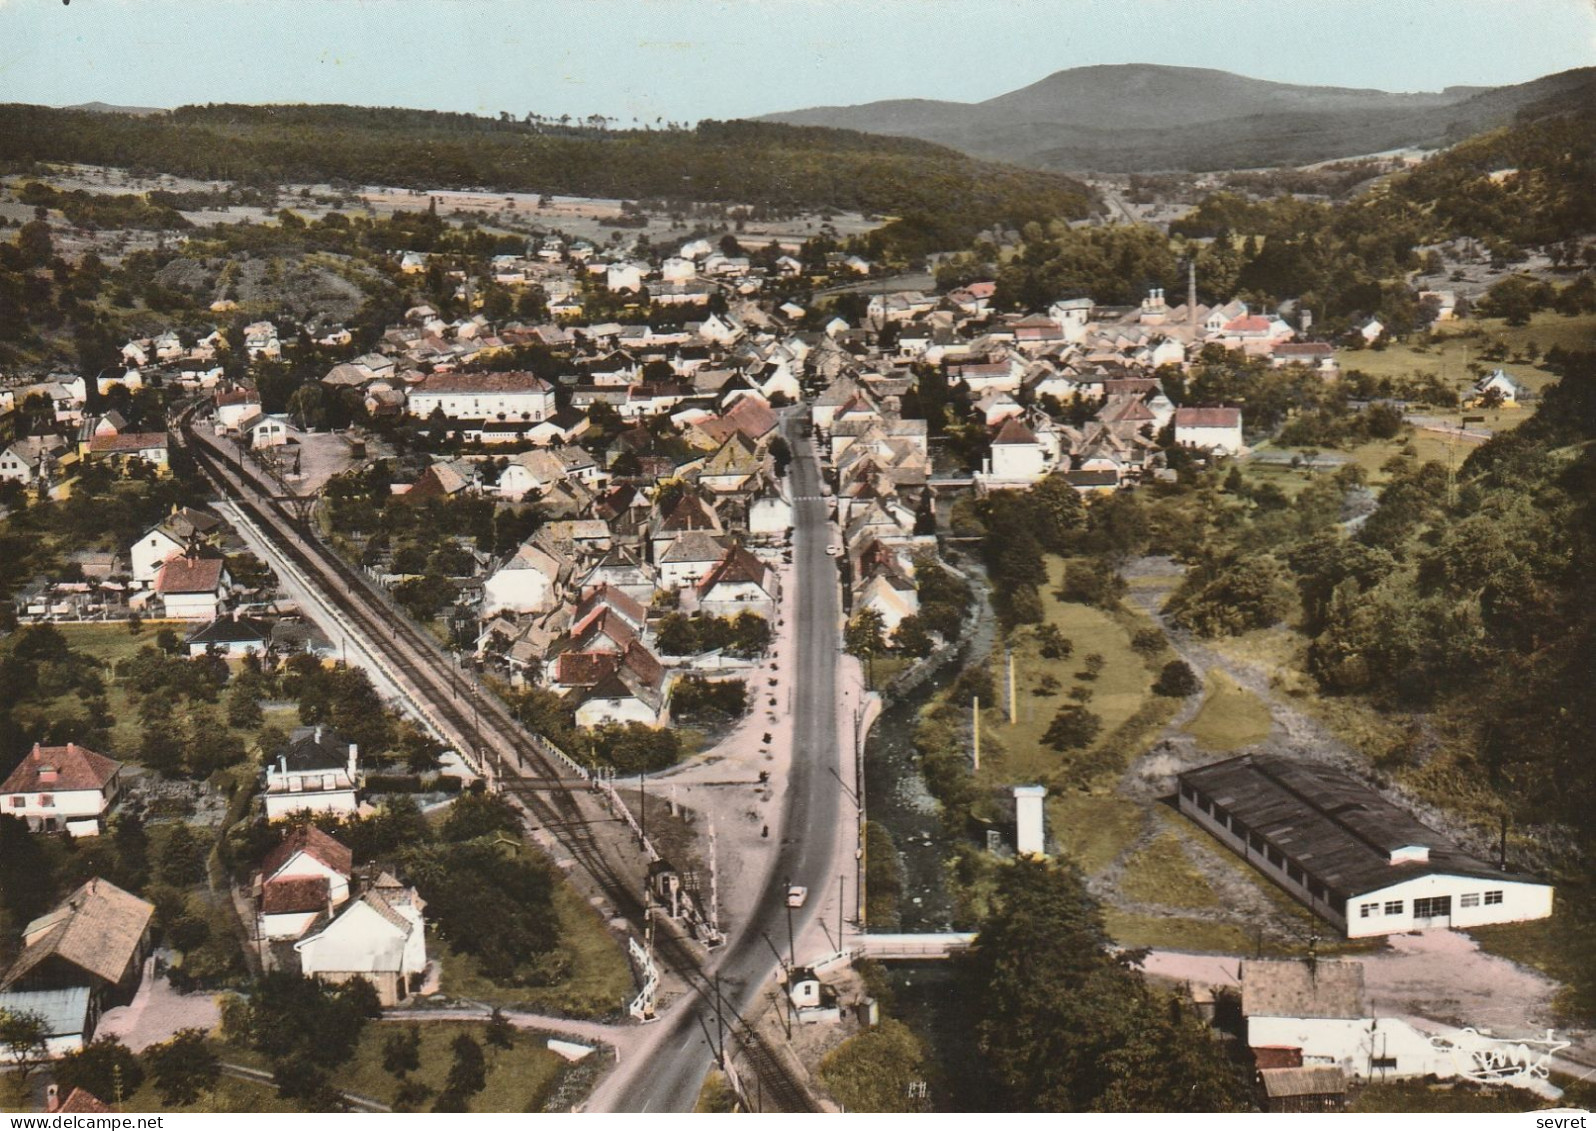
left=152, top=554, right=231, bottom=621
left=256, top=825, right=353, bottom=941
left=1, top=743, right=123, bottom=836
left=85, top=432, right=169, bottom=476
left=566, top=641, right=672, bottom=729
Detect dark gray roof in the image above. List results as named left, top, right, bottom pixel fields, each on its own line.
left=1179, top=754, right=1537, bottom=898
left=185, top=615, right=270, bottom=645
left=278, top=727, right=352, bottom=773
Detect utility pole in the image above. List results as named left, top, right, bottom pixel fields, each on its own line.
left=839, top=874, right=846, bottom=951
left=714, top=972, right=726, bottom=1068
left=785, top=876, right=797, bottom=970
left=972, top=694, right=981, bottom=771
left=1006, top=650, right=1016, bottom=724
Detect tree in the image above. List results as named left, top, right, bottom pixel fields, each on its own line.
left=893, top=615, right=933, bottom=658
left=768, top=435, right=792, bottom=478
left=485, top=1008, right=516, bottom=1049
left=227, top=681, right=264, bottom=729
left=442, top=790, right=523, bottom=843
left=445, top=1032, right=487, bottom=1097
left=1042, top=705, right=1102, bottom=752
left=0, top=1008, right=48, bottom=1096
left=382, top=1025, right=422, bottom=1078
left=1035, top=624, right=1073, bottom=661
left=819, top=1019, right=929, bottom=1112
left=1154, top=660, right=1201, bottom=698
left=145, top=1029, right=220, bottom=1107
left=845, top=609, right=887, bottom=682
left=54, top=1037, right=145, bottom=1105
left=964, top=857, right=1250, bottom=1111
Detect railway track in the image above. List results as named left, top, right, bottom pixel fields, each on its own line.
left=174, top=406, right=819, bottom=1111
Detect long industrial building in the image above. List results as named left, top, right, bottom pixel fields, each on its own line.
left=1176, top=754, right=1553, bottom=938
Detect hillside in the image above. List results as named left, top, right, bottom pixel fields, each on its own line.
left=763, top=64, right=1596, bottom=173
left=0, top=105, right=1094, bottom=257
left=1384, top=70, right=1596, bottom=246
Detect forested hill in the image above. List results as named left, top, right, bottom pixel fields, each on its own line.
left=0, top=104, right=1095, bottom=256
left=1382, top=71, right=1596, bottom=248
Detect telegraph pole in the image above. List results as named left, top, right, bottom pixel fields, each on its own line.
left=785, top=876, right=796, bottom=970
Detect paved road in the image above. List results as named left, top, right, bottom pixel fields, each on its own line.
left=602, top=412, right=843, bottom=1112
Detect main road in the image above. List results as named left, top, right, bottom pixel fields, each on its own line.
left=597, top=410, right=845, bottom=1112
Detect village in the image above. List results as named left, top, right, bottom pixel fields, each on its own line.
left=3, top=58, right=1596, bottom=1111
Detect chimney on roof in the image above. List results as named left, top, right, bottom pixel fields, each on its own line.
left=348, top=742, right=358, bottom=782
left=46, top=1085, right=60, bottom=1113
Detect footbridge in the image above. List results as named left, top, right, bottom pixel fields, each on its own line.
left=846, top=932, right=977, bottom=960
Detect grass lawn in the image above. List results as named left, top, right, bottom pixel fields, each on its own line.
left=331, top=1020, right=566, bottom=1112
left=976, top=558, right=1157, bottom=791
left=1104, top=910, right=1255, bottom=954
left=1047, top=793, right=1145, bottom=876
left=867, top=654, right=913, bottom=692
left=218, top=1020, right=568, bottom=1112
left=118, top=1073, right=297, bottom=1114
left=1338, top=311, right=1590, bottom=398
left=55, top=622, right=184, bottom=756
left=1117, top=832, right=1220, bottom=910
left=436, top=881, right=632, bottom=1018
left=1182, top=670, right=1273, bottom=752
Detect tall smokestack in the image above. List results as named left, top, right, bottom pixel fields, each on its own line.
left=1188, top=259, right=1198, bottom=330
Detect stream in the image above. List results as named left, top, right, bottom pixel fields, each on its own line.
left=863, top=551, right=997, bottom=932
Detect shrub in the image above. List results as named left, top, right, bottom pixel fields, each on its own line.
left=1153, top=660, right=1201, bottom=697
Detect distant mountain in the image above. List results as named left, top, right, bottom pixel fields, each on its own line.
left=762, top=64, right=1596, bottom=172
left=63, top=101, right=167, bottom=117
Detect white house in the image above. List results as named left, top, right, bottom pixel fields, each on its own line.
left=1, top=743, right=123, bottom=837
left=482, top=541, right=567, bottom=616
left=153, top=555, right=230, bottom=620
left=214, top=387, right=262, bottom=431
left=695, top=545, right=779, bottom=622
left=1468, top=369, right=1523, bottom=408
left=1242, top=959, right=1455, bottom=1081
left=0, top=436, right=66, bottom=487
left=1178, top=754, right=1554, bottom=939
left=1048, top=297, right=1094, bottom=342
left=406, top=371, right=555, bottom=422
left=605, top=262, right=645, bottom=292
left=263, top=726, right=361, bottom=820
left=983, top=417, right=1051, bottom=484
left=131, top=508, right=220, bottom=584
left=294, top=884, right=427, bottom=1006
left=1173, top=407, right=1244, bottom=456
left=749, top=487, right=794, bottom=538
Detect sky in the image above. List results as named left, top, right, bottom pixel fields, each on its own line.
left=1, top=0, right=1592, bottom=122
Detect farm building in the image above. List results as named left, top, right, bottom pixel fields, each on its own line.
left=1177, top=754, right=1552, bottom=938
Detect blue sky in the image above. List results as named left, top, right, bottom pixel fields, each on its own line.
left=1, top=0, right=1591, bottom=121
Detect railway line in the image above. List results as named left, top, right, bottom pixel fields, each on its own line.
left=173, top=406, right=819, bottom=1111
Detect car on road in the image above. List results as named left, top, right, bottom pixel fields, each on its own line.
left=825, top=545, right=841, bottom=557
left=786, top=885, right=808, bottom=907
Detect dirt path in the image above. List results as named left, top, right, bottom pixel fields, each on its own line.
left=1117, top=556, right=1588, bottom=1050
